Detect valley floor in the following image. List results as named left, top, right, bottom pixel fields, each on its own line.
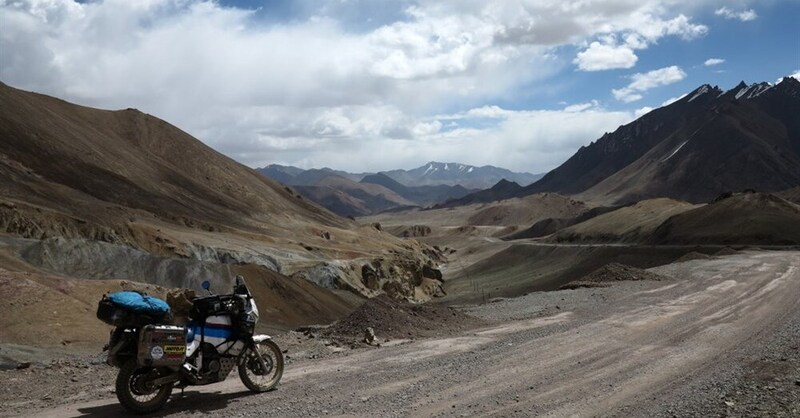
left=4, top=251, right=799, bottom=417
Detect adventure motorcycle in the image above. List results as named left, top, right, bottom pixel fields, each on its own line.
left=97, top=276, right=283, bottom=414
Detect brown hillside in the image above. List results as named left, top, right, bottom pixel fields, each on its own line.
left=365, top=193, right=588, bottom=233
left=0, top=81, right=345, bottom=238
left=651, top=192, right=800, bottom=245
left=549, top=198, right=699, bottom=243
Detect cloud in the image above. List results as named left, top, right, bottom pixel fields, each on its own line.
left=573, top=13, right=706, bottom=72
left=612, top=66, right=687, bottom=103
left=574, top=42, right=638, bottom=71
left=0, top=0, right=715, bottom=172
left=715, top=7, right=758, bottom=22
left=661, top=93, right=689, bottom=107
left=704, top=58, right=725, bottom=66
left=634, top=107, right=654, bottom=118
left=563, top=101, right=600, bottom=113
left=778, top=70, right=800, bottom=84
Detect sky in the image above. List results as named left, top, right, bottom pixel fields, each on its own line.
left=1, top=0, right=799, bottom=173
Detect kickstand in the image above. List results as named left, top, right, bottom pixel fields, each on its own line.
left=180, top=387, right=185, bottom=398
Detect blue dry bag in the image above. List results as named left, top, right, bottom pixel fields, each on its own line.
left=106, top=291, right=170, bottom=316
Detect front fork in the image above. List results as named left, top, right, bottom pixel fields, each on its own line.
left=241, top=337, right=271, bottom=376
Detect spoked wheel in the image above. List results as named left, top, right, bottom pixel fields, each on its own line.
left=239, top=339, right=284, bottom=392
left=115, top=360, right=173, bottom=414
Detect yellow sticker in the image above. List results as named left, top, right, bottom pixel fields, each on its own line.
left=163, top=345, right=186, bottom=354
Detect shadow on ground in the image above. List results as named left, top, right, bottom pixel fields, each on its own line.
left=76, top=390, right=253, bottom=417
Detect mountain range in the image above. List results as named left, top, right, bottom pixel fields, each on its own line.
left=260, top=162, right=541, bottom=190
left=257, top=163, right=541, bottom=216
left=444, top=77, right=800, bottom=207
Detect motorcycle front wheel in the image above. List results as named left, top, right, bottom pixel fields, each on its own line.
left=115, top=360, right=173, bottom=415
left=239, top=339, right=284, bottom=392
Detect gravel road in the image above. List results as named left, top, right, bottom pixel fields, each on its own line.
left=15, top=251, right=800, bottom=417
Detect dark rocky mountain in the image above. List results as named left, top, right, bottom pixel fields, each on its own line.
left=449, top=77, right=800, bottom=206
left=433, top=179, right=524, bottom=209
left=257, top=164, right=304, bottom=184
left=382, top=161, right=542, bottom=189
left=777, top=186, right=800, bottom=204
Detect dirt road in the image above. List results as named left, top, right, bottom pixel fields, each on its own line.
left=22, top=251, right=800, bottom=417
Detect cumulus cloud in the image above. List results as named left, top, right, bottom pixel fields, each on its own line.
left=612, top=66, right=687, bottom=103
left=574, top=13, right=706, bottom=72
left=704, top=58, right=725, bottom=66
left=320, top=105, right=638, bottom=173
left=0, top=0, right=715, bottom=172
left=574, top=42, right=638, bottom=71
left=715, top=7, right=758, bottom=22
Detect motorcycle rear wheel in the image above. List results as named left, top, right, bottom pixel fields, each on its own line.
left=239, top=339, right=284, bottom=392
left=115, top=359, right=173, bottom=414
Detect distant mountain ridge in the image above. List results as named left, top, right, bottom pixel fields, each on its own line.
left=259, top=161, right=542, bottom=189
left=256, top=161, right=538, bottom=216
left=381, top=162, right=542, bottom=189
left=360, top=173, right=474, bottom=207
left=449, top=77, right=800, bottom=206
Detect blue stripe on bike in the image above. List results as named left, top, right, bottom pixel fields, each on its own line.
left=193, top=327, right=233, bottom=339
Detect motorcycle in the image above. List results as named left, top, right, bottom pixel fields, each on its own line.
left=98, top=275, right=283, bottom=414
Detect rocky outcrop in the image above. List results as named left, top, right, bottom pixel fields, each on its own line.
left=292, top=242, right=447, bottom=302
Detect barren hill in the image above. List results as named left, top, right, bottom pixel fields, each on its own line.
left=294, top=174, right=416, bottom=217
left=364, top=193, right=588, bottom=234
left=548, top=198, right=700, bottom=243
left=0, top=81, right=348, bottom=241
left=0, top=83, right=449, bottom=349
left=650, top=191, right=800, bottom=245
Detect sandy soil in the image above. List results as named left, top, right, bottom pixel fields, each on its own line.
left=5, top=251, right=798, bottom=417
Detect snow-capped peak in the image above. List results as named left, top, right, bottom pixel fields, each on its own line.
left=722, top=81, right=773, bottom=100
left=741, top=82, right=772, bottom=99
left=688, top=85, right=710, bottom=102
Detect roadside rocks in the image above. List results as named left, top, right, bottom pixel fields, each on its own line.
left=675, top=251, right=713, bottom=263
left=363, top=327, right=378, bottom=346
left=0, top=355, right=116, bottom=415
left=560, top=263, right=667, bottom=290
left=322, top=295, right=485, bottom=345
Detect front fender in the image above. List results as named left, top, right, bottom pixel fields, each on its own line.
left=252, top=334, right=272, bottom=343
